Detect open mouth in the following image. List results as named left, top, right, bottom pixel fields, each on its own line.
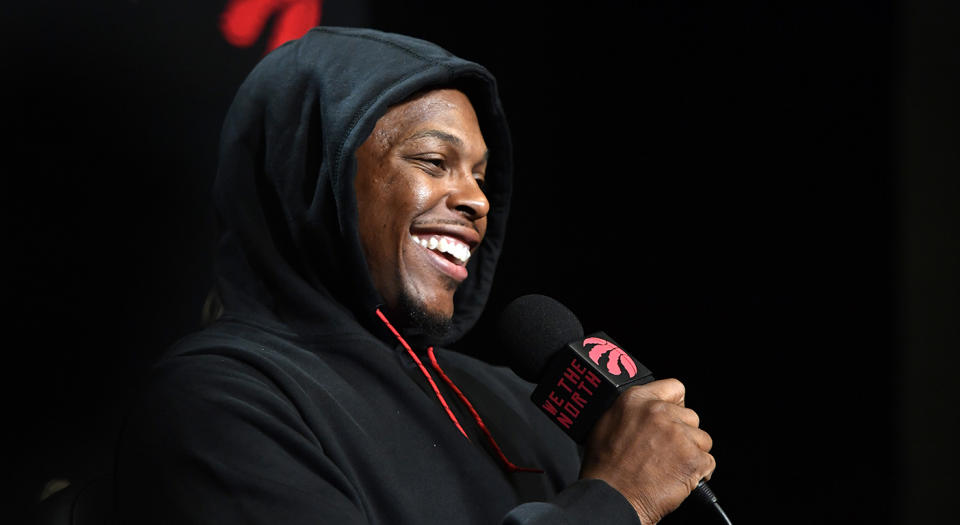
left=411, top=234, right=471, bottom=265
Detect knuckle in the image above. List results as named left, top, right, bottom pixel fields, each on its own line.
left=702, top=430, right=714, bottom=452
left=663, top=377, right=685, bottom=396
left=702, top=453, right=717, bottom=478
left=659, top=417, right=681, bottom=438
left=623, top=386, right=649, bottom=403
left=647, top=402, right=675, bottom=425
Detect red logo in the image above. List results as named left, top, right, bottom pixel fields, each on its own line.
left=584, top=337, right=637, bottom=378
left=220, top=0, right=323, bottom=54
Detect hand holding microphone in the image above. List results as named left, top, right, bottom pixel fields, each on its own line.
left=496, top=294, right=731, bottom=524
left=580, top=377, right=717, bottom=524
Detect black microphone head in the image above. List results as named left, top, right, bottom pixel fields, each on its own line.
left=495, top=294, right=584, bottom=383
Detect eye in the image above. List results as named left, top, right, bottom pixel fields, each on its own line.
left=411, top=155, right=445, bottom=174
left=474, top=175, right=488, bottom=193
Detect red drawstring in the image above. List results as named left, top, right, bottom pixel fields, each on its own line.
left=426, top=347, right=544, bottom=473
left=375, top=308, right=542, bottom=474
left=375, top=308, right=469, bottom=439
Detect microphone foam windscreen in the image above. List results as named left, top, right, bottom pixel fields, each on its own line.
left=495, top=294, right=584, bottom=383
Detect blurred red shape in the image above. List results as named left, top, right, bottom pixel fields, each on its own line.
left=220, top=0, right=322, bottom=53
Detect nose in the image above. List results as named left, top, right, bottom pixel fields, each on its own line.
left=448, top=172, right=490, bottom=220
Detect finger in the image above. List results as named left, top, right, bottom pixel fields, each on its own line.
left=687, top=426, right=714, bottom=453
left=702, top=452, right=717, bottom=481
left=667, top=405, right=701, bottom=428
left=627, top=378, right=686, bottom=406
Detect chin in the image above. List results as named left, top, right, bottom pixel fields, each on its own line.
left=396, top=288, right=455, bottom=339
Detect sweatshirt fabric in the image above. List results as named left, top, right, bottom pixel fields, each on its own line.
left=113, top=26, right=640, bottom=525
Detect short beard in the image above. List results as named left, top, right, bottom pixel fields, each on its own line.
left=395, top=289, right=454, bottom=340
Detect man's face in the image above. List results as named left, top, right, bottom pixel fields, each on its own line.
left=354, top=89, right=489, bottom=328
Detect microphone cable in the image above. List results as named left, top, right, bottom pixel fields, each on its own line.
left=692, top=480, right=733, bottom=525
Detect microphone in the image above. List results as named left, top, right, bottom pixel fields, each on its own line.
left=495, top=294, right=732, bottom=524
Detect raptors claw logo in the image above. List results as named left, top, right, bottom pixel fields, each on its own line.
left=584, top=337, right=638, bottom=378
left=220, top=0, right=323, bottom=54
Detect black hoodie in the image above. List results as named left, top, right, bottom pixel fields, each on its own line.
left=114, top=27, right=640, bottom=524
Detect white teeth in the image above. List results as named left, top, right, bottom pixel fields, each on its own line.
left=411, top=234, right=471, bottom=263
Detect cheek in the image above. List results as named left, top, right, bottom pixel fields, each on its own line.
left=406, top=176, right=436, bottom=213
left=365, top=173, right=431, bottom=257
left=356, top=171, right=399, bottom=270
left=358, top=162, right=443, bottom=253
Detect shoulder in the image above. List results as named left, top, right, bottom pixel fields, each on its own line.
left=124, top=318, right=397, bottom=435
left=146, top=318, right=376, bottom=394
left=122, top=322, right=326, bottom=440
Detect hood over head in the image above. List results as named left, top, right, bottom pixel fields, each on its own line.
left=211, top=27, right=512, bottom=346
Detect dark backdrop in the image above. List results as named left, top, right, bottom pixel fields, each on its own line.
left=6, top=1, right=958, bottom=524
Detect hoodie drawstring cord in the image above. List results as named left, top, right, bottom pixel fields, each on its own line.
left=426, top=347, right=544, bottom=473
left=375, top=308, right=469, bottom=439
left=375, top=308, right=542, bottom=474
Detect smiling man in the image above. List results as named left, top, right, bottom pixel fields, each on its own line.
left=355, top=88, right=490, bottom=337
left=114, top=27, right=714, bottom=525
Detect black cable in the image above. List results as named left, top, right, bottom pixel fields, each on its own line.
left=692, top=480, right=733, bottom=525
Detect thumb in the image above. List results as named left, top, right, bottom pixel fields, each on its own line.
left=626, top=378, right=686, bottom=407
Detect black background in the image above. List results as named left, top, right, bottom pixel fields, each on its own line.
left=5, top=1, right=958, bottom=524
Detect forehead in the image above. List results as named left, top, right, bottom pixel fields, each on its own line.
left=369, top=89, right=485, bottom=149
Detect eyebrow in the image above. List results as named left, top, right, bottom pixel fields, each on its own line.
left=405, top=129, right=463, bottom=147
left=404, top=129, right=490, bottom=165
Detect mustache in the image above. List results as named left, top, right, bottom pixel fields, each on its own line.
left=411, top=218, right=480, bottom=235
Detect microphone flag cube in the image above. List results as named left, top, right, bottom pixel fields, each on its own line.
left=530, top=332, right=654, bottom=442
